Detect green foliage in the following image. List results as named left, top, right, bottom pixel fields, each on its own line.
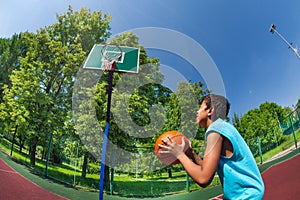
left=296, top=99, right=300, bottom=109
left=0, top=34, right=26, bottom=99
left=238, top=102, right=281, bottom=138
left=235, top=102, right=287, bottom=156
left=54, top=5, right=112, bottom=52
left=0, top=6, right=112, bottom=166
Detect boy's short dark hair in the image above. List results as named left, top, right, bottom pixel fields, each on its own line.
left=202, top=94, right=230, bottom=121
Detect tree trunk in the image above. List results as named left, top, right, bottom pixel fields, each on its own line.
left=81, top=151, right=88, bottom=178
left=104, top=165, right=110, bottom=191
left=29, top=136, right=38, bottom=166
left=168, top=168, right=172, bottom=178
left=53, top=154, right=62, bottom=164
left=10, top=125, right=18, bottom=157
left=19, top=139, right=24, bottom=153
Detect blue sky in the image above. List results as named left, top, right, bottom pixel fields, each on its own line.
left=1, top=0, right=300, bottom=119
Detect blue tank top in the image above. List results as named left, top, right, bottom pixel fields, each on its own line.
left=206, top=119, right=264, bottom=199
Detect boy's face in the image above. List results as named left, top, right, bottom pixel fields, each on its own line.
left=196, top=100, right=211, bottom=127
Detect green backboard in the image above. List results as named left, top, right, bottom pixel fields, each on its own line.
left=82, top=44, right=140, bottom=73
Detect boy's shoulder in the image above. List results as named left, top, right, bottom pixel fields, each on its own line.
left=206, top=119, right=236, bottom=136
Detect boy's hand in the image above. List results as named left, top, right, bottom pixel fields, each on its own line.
left=159, top=136, right=190, bottom=159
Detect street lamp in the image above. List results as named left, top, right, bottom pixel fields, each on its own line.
left=269, top=24, right=300, bottom=60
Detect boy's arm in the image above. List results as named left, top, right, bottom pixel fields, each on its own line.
left=188, top=150, right=203, bottom=165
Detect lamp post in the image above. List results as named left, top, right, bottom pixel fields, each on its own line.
left=269, top=24, right=300, bottom=60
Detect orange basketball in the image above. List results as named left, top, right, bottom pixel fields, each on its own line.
left=154, top=130, right=191, bottom=165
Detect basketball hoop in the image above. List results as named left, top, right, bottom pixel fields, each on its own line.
left=81, top=43, right=139, bottom=200
left=101, top=44, right=123, bottom=71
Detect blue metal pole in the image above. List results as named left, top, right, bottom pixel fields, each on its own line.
left=99, top=69, right=114, bottom=200
left=99, top=123, right=110, bottom=200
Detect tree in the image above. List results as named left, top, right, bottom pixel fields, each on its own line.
left=296, top=99, right=300, bottom=109
left=232, top=112, right=241, bottom=128
left=0, top=6, right=112, bottom=166
left=236, top=102, right=286, bottom=155
left=54, top=5, right=111, bottom=52
left=0, top=34, right=27, bottom=100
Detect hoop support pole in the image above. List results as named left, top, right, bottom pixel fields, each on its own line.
left=99, top=69, right=114, bottom=200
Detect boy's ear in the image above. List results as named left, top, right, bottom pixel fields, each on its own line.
left=208, top=107, right=214, bottom=117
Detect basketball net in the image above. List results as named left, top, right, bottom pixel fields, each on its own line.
left=101, top=44, right=122, bottom=72
left=102, top=59, right=117, bottom=71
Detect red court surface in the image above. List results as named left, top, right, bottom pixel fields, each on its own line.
left=262, top=154, right=300, bottom=200
left=0, top=158, right=68, bottom=200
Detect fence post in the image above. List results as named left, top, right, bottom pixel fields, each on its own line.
left=110, top=149, right=115, bottom=195
left=257, top=136, right=263, bottom=164
left=289, top=115, right=298, bottom=149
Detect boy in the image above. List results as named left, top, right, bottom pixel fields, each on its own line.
left=159, top=94, right=264, bottom=199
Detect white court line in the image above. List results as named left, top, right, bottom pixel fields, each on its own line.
left=0, top=168, right=18, bottom=173
left=0, top=158, right=17, bottom=173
